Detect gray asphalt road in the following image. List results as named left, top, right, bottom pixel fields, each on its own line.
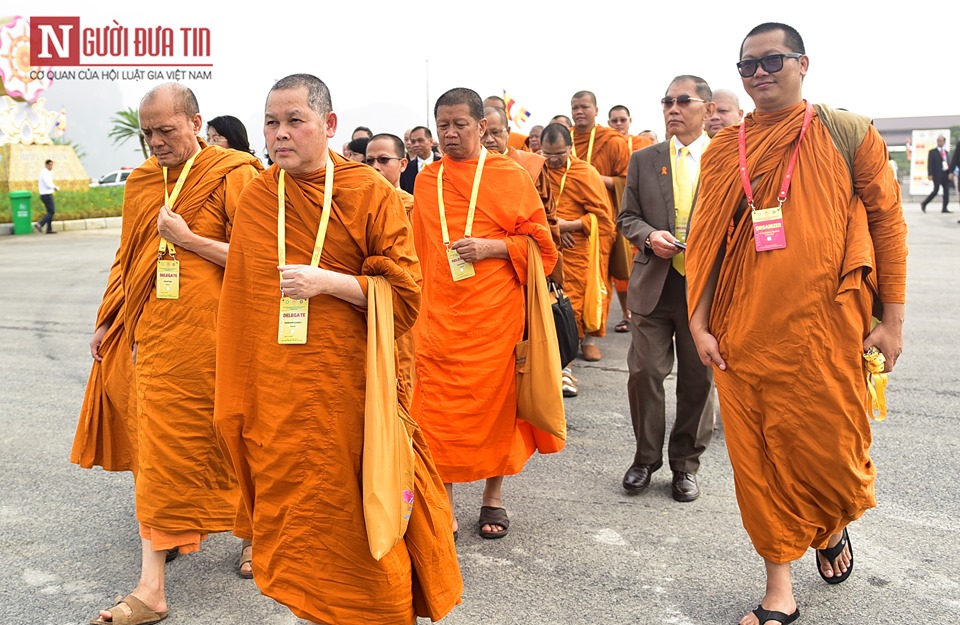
left=0, top=203, right=957, bottom=625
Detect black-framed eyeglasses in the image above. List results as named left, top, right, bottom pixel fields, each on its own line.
left=736, top=53, right=802, bottom=78
left=661, top=95, right=706, bottom=109
left=364, top=156, right=403, bottom=165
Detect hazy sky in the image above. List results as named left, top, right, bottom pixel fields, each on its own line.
left=10, top=1, right=960, bottom=178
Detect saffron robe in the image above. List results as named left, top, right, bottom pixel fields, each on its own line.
left=214, top=153, right=462, bottom=624
left=411, top=150, right=563, bottom=483
left=686, top=102, right=908, bottom=563
left=506, top=146, right=563, bottom=284
left=509, top=130, right=529, bottom=152
left=545, top=158, right=614, bottom=338
left=117, top=143, right=260, bottom=537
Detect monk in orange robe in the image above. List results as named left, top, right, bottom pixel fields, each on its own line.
left=606, top=104, right=654, bottom=333
left=483, top=94, right=530, bottom=152
left=570, top=91, right=630, bottom=359
left=481, top=106, right=563, bottom=284
left=687, top=23, right=907, bottom=625
left=214, top=74, right=461, bottom=625
left=72, top=255, right=138, bottom=475
left=89, top=83, right=262, bottom=625
left=539, top=123, right=614, bottom=398
left=413, top=88, right=562, bottom=540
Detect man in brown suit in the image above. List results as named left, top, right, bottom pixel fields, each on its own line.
left=617, top=75, right=716, bottom=502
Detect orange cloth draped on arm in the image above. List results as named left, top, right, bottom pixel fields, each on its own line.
left=411, top=150, right=562, bottom=484
left=507, top=146, right=563, bottom=284
left=396, top=186, right=417, bottom=393
left=546, top=157, right=614, bottom=338
left=686, top=103, right=907, bottom=563
left=508, top=130, right=529, bottom=151
left=118, top=143, right=261, bottom=543
left=71, top=251, right=138, bottom=473
left=214, top=154, right=461, bottom=625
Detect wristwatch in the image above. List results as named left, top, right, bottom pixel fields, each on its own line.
left=644, top=235, right=652, bottom=249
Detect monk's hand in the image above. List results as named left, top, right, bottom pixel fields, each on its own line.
left=90, top=322, right=109, bottom=361
left=157, top=205, right=194, bottom=248
left=649, top=230, right=681, bottom=259
left=560, top=233, right=576, bottom=249
left=278, top=264, right=329, bottom=300
left=863, top=304, right=904, bottom=373
left=691, top=327, right=727, bottom=371
left=450, top=237, right=507, bottom=263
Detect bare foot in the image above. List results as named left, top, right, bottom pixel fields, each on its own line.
left=816, top=529, right=851, bottom=580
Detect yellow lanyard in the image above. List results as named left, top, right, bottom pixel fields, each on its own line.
left=628, top=136, right=633, bottom=152
left=159, top=152, right=198, bottom=257
left=570, top=126, right=596, bottom=165
left=277, top=157, right=334, bottom=288
left=437, top=147, right=487, bottom=247
left=556, top=157, right=571, bottom=204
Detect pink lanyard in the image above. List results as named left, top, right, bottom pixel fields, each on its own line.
left=737, top=101, right=814, bottom=210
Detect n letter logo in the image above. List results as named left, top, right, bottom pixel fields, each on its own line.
left=30, top=17, right=80, bottom=66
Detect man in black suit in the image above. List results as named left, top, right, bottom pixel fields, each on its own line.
left=399, top=125, right=438, bottom=193
left=617, top=75, right=717, bottom=502
left=921, top=135, right=952, bottom=213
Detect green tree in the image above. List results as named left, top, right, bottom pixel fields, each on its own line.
left=108, top=107, right=147, bottom=160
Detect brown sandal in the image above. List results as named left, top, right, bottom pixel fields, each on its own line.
left=89, top=594, right=168, bottom=625
left=238, top=539, right=253, bottom=579
left=478, top=506, right=510, bottom=539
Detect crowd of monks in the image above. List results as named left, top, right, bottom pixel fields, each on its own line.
left=69, top=20, right=907, bottom=625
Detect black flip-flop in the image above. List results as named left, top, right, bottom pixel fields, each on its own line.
left=816, top=526, right=853, bottom=584
left=752, top=604, right=799, bottom=624
left=478, top=505, right=509, bottom=539
left=614, top=319, right=629, bottom=333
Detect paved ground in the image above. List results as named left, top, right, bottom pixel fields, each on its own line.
left=0, top=203, right=957, bottom=624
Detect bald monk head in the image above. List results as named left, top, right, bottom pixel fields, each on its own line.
left=539, top=122, right=573, bottom=171
left=570, top=90, right=598, bottom=132
left=364, top=133, right=408, bottom=188
left=527, top=124, right=543, bottom=152
left=265, top=73, right=338, bottom=175
left=705, top=89, right=743, bottom=138
left=483, top=95, right=506, bottom=110
left=481, top=106, right=510, bottom=154
left=662, top=75, right=714, bottom=146
left=638, top=129, right=658, bottom=143
left=550, top=115, right=574, bottom=129
left=607, top=105, right=632, bottom=137
left=434, top=87, right=487, bottom=162
left=139, top=82, right=202, bottom=168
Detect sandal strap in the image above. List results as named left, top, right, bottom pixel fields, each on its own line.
left=752, top=604, right=798, bottom=624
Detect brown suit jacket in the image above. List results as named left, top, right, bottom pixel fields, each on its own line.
left=617, top=140, right=697, bottom=316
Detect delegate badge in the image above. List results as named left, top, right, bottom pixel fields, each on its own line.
left=156, top=259, right=180, bottom=299
left=447, top=248, right=476, bottom=282
left=751, top=206, right=786, bottom=252
left=278, top=297, right=309, bottom=344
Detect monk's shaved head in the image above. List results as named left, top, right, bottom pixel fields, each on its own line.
left=270, top=73, right=332, bottom=117
left=368, top=133, right=405, bottom=158
left=571, top=90, right=597, bottom=106
left=740, top=22, right=805, bottom=58
left=140, top=82, right=199, bottom=118
left=435, top=87, right=484, bottom=121
left=540, top=123, right=572, bottom=147
left=483, top=95, right=506, bottom=110
left=483, top=106, right=508, bottom=127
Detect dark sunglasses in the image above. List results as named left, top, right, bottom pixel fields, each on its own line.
left=364, top=156, right=403, bottom=165
left=737, top=53, right=802, bottom=78
left=661, top=95, right=706, bottom=108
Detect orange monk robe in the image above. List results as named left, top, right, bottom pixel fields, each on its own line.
left=686, top=103, right=908, bottom=563
left=506, top=146, right=564, bottom=284
left=572, top=124, right=632, bottom=288
left=396, top=186, right=417, bottom=394
left=118, top=142, right=261, bottom=550
left=214, top=153, right=462, bottom=624
left=71, top=252, right=138, bottom=474
left=411, top=150, right=563, bottom=483
left=545, top=157, right=614, bottom=338
left=625, top=133, right=655, bottom=153
left=508, top=130, right=529, bottom=152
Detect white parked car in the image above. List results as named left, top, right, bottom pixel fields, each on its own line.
left=90, top=168, right=133, bottom=187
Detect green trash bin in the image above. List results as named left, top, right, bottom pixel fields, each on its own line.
left=9, top=190, right=33, bottom=235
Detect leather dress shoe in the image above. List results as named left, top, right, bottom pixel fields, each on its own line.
left=671, top=471, right=700, bottom=502
left=622, top=461, right=662, bottom=493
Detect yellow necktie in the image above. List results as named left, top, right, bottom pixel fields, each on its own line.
left=673, top=146, right=692, bottom=275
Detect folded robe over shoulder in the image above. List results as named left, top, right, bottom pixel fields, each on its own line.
left=411, top=150, right=563, bottom=484
left=546, top=157, right=614, bottom=338
left=686, top=102, right=908, bottom=563
left=118, top=143, right=261, bottom=535
left=214, top=152, right=462, bottom=625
